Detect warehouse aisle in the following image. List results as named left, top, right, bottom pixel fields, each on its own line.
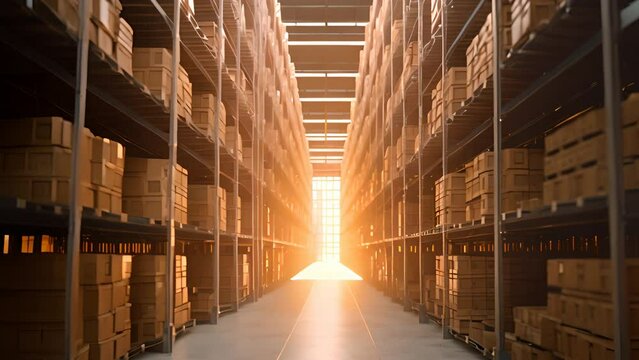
left=143, top=281, right=481, bottom=360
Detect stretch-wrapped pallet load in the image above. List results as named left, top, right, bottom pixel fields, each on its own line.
left=188, top=185, right=227, bottom=231
left=130, top=255, right=165, bottom=345
left=122, top=158, right=188, bottom=224
left=132, top=48, right=192, bottom=120
left=192, top=92, right=226, bottom=143
left=543, top=94, right=639, bottom=205
left=0, top=117, right=125, bottom=213
left=507, top=259, right=639, bottom=360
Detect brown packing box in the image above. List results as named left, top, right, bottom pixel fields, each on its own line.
left=0, top=176, right=95, bottom=208
left=132, top=255, right=166, bottom=276
left=0, top=117, right=72, bottom=148
left=112, top=279, right=129, bottom=307
left=0, top=254, right=67, bottom=290
left=84, top=312, right=114, bottom=343
left=116, top=18, right=133, bottom=74
left=130, top=277, right=165, bottom=303
left=511, top=0, right=558, bottom=48
left=9, top=321, right=84, bottom=356
left=114, top=304, right=132, bottom=332
left=114, top=329, right=131, bottom=358
left=131, top=320, right=163, bottom=344
left=89, top=335, right=115, bottom=360
left=510, top=340, right=553, bottom=360
left=547, top=258, right=639, bottom=295
left=174, top=302, right=192, bottom=327
left=84, top=283, right=113, bottom=316
left=42, top=0, right=80, bottom=32
left=81, top=254, right=123, bottom=285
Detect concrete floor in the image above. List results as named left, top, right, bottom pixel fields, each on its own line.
left=141, top=281, right=482, bottom=360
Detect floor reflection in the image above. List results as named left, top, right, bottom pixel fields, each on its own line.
left=291, top=261, right=363, bottom=281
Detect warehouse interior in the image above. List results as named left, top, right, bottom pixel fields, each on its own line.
left=0, top=0, right=637, bottom=359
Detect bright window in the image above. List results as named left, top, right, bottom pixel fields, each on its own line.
left=312, top=177, right=341, bottom=262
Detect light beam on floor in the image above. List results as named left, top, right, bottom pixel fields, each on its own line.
left=291, top=261, right=362, bottom=281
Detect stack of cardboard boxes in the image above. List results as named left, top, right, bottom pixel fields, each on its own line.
left=435, top=173, right=466, bottom=226
left=465, top=149, right=544, bottom=222
left=0, top=117, right=125, bottom=213
left=396, top=125, right=419, bottom=171
left=227, top=195, right=242, bottom=233
left=436, top=255, right=546, bottom=336
left=115, top=18, right=133, bottom=74
left=508, top=259, right=639, bottom=359
left=427, top=67, right=467, bottom=137
left=122, top=158, right=189, bottom=224
left=187, top=253, right=217, bottom=322
left=436, top=255, right=495, bottom=334
left=543, top=95, right=639, bottom=205
left=130, top=255, right=165, bottom=345
left=88, top=0, right=122, bottom=58
left=0, top=117, right=92, bottom=208
left=466, top=7, right=512, bottom=98
left=225, top=126, right=243, bottom=162
left=91, top=136, right=126, bottom=214
left=511, top=0, right=558, bottom=49
left=82, top=254, right=131, bottom=360
left=187, top=185, right=227, bottom=231
left=174, top=255, right=191, bottom=328
left=132, top=48, right=193, bottom=120
left=192, top=93, right=226, bottom=143
left=0, top=254, right=88, bottom=359
left=402, top=42, right=419, bottom=86
left=219, top=254, right=250, bottom=303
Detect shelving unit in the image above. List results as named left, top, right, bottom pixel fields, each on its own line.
left=0, top=0, right=311, bottom=357
left=342, top=0, right=639, bottom=358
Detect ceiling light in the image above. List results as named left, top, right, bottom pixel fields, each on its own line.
left=303, top=119, right=351, bottom=124
left=300, top=97, right=354, bottom=102
left=288, top=41, right=365, bottom=46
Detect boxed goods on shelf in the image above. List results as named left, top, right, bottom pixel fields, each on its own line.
left=132, top=48, right=193, bottom=119
left=87, top=0, right=122, bottom=57
left=466, top=7, right=512, bottom=97
left=199, top=21, right=222, bottom=57
left=0, top=254, right=132, bottom=359
left=395, top=125, right=419, bottom=170
left=43, top=0, right=80, bottom=32
left=511, top=0, right=558, bottom=49
left=192, top=93, right=226, bottom=142
left=130, top=255, right=166, bottom=345
left=435, top=173, right=466, bottom=226
left=225, top=126, right=243, bottom=162
left=174, top=255, right=191, bottom=328
left=0, top=117, right=126, bottom=212
left=123, top=158, right=188, bottom=223
left=219, top=254, right=250, bottom=303
left=465, top=149, right=543, bottom=222
left=115, top=18, right=133, bottom=74
left=187, top=185, right=227, bottom=231
left=82, top=254, right=132, bottom=360
left=227, top=195, right=242, bottom=233
left=543, top=96, right=639, bottom=204
left=427, top=67, right=467, bottom=137
left=436, top=255, right=546, bottom=334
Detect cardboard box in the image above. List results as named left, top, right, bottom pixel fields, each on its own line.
left=0, top=117, right=72, bottom=148
left=132, top=255, right=166, bottom=277
left=89, top=335, right=115, bottom=360
left=84, top=312, right=114, bottom=343
left=112, top=279, right=129, bottom=307
left=81, top=254, right=123, bottom=285
left=114, top=304, right=131, bottom=333
left=114, top=329, right=131, bottom=358
left=84, top=283, right=113, bottom=316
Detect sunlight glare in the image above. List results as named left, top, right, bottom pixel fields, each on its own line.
left=291, top=261, right=363, bottom=281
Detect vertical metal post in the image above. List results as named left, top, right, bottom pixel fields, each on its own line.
left=65, top=0, right=90, bottom=357
left=417, top=0, right=426, bottom=323
left=162, top=0, right=181, bottom=352
left=389, top=0, right=395, bottom=299
left=401, top=0, right=410, bottom=312
left=250, top=0, right=258, bottom=303
left=233, top=2, right=241, bottom=312
left=491, top=0, right=505, bottom=358
left=441, top=0, right=451, bottom=339
left=213, top=0, right=224, bottom=324
left=600, top=1, right=629, bottom=359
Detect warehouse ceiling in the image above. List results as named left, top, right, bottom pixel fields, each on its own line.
left=280, top=0, right=371, bottom=176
